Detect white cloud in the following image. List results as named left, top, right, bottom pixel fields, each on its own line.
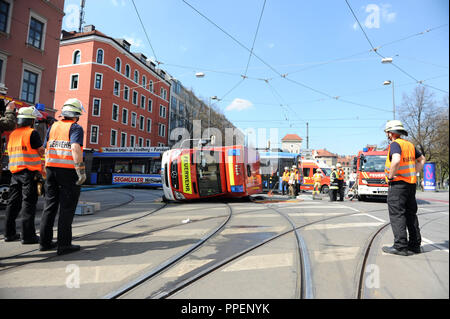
left=123, top=34, right=143, bottom=48
left=381, top=4, right=396, bottom=23
left=351, top=3, right=396, bottom=30
left=225, top=98, right=253, bottom=111
left=111, top=0, right=126, bottom=6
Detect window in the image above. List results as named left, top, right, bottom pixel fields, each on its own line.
left=73, top=50, right=81, bottom=64
left=140, top=95, right=145, bottom=109
left=115, top=58, right=121, bottom=72
left=21, top=70, right=38, bottom=103
left=139, top=115, right=144, bottom=131
left=0, top=58, right=4, bottom=83
left=132, top=90, right=138, bottom=105
left=148, top=99, right=153, bottom=112
left=160, top=88, right=167, bottom=100
left=146, top=139, right=150, bottom=147
left=158, top=142, right=165, bottom=147
left=138, top=137, right=144, bottom=147
left=171, top=96, right=177, bottom=111
left=120, top=132, right=127, bottom=147
left=149, top=80, right=153, bottom=92
left=94, top=73, right=103, bottom=89
left=112, top=104, right=119, bottom=121
left=142, top=76, right=146, bottom=89
left=134, top=70, right=139, bottom=83
left=125, top=64, right=130, bottom=78
left=27, top=17, right=44, bottom=49
left=146, top=118, right=152, bottom=132
left=0, top=0, right=11, bottom=33
left=130, top=135, right=135, bottom=147
left=124, top=85, right=129, bottom=101
left=90, top=125, right=99, bottom=144
left=96, top=49, right=104, bottom=64
left=158, top=123, right=166, bottom=137
left=122, top=108, right=128, bottom=125
left=111, top=129, right=117, bottom=146
left=92, top=98, right=101, bottom=116
left=70, top=74, right=79, bottom=90
left=131, top=112, right=137, bottom=128
left=114, top=80, right=120, bottom=96
left=159, top=105, right=166, bottom=118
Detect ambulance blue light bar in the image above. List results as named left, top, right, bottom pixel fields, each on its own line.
left=231, top=185, right=244, bottom=192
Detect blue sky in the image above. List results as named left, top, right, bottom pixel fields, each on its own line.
left=62, top=0, right=449, bottom=155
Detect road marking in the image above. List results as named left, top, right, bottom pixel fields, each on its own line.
left=419, top=207, right=449, bottom=216
left=221, top=226, right=286, bottom=235
left=302, top=222, right=383, bottom=231
left=288, top=212, right=350, bottom=217
left=277, top=205, right=351, bottom=209
left=422, top=237, right=449, bottom=253
left=161, top=259, right=214, bottom=278
left=313, top=247, right=360, bottom=263
left=354, top=213, right=387, bottom=223
left=222, top=253, right=294, bottom=272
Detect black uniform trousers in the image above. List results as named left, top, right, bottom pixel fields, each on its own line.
left=329, top=187, right=338, bottom=201
left=4, top=169, right=39, bottom=240
left=337, top=180, right=345, bottom=201
left=387, top=181, right=421, bottom=251
left=282, top=181, right=289, bottom=195
left=39, top=167, right=80, bottom=247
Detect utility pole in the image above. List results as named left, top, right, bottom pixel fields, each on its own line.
left=306, top=122, right=309, bottom=149
left=79, top=0, right=86, bottom=33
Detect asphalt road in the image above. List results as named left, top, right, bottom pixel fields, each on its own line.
left=0, top=188, right=448, bottom=299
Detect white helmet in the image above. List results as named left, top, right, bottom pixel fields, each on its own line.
left=331, top=165, right=336, bottom=170
left=61, top=98, right=85, bottom=118
left=17, top=106, right=42, bottom=119
left=384, top=120, right=408, bottom=136
left=336, top=163, right=342, bottom=168
left=284, top=167, right=289, bottom=170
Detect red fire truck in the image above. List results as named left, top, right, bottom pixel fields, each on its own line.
left=352, top=146, right=389, bottom=201
left=161, top=145, right=262, bottom=201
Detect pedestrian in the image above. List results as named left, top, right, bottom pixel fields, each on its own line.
left=336, top=163, right=345, bottom=201
left=3, top=106, right=44, bottom=243
left=281, top=166, right=290, bottom=195
left=329, top=165, right=339, bottom=201
left=312, top=168, right=322, bottom=198
left=288, top=167, right=296, bottom=198
left=348, top=169, right=357, bottom=190
left=0, top=84, right=18, bottom=176
left=382, top=120, right=426, bottom=256
left=39, top=98, right=86, bottom=255
left=295, top=165, right=302, bottom=197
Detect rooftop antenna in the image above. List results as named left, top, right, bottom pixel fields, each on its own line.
left=79, top=0, right=86, bottom=32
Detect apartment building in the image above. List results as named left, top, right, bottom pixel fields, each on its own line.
left=54, top=25, right=171, bottom=150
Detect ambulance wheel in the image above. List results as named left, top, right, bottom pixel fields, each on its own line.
left=358, top=195, right=365, bottom=201
left=321, top=185, right=329, bottom=194
left=162, top=195, right=169, bottom=203
left=0, top=185, right=10, bottom=208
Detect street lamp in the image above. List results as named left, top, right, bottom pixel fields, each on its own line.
left=383, top=80, right=395, bottom=120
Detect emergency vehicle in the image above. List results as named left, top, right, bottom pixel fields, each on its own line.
left=300, top=160, right=330, bottom=193
left=352, top=146, right=389, bottom=200
left=161, top=145, right=262, bottom=201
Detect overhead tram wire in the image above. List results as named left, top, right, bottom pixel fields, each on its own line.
left=182, top=0, right=396, bottom=114
left=243, top=0, right=267, bottom=77
left=345, top=0, right=449, bottom=94
left=131, top=0, right=159, bottom=64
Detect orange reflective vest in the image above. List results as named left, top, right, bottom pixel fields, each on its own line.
left=7, top=127, right=42, bottom=174
left=337, top=168, right=345, bottom=180
left=45, top=120, right=82, bottom=169
left=385, top=138, right=417, bottom=184
left=313, top=173, right=322, bottom=183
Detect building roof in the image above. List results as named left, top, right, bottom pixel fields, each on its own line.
left=315, top=149, right=337, bottom=157
left=281, top=134, right=303, bottom=141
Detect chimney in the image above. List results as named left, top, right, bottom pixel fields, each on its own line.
left=83, top=25, right=95, bottom=33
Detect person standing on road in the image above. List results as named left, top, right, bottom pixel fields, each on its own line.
left=336, top=163, right=345, bottom=201
left=39, top=98, right=86, bottom=255
left=4, top=107, right=44, bottom=243
left=382, top=120, right=426, bottom=256
left=281, top=166, right=290, bottom=195
left=329, top=166, right=339, bottom=201
left=348, top=169, right=357, bottom=190
left=312, top=168, right=322, bottom=198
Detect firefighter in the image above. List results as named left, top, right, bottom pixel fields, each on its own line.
left=288, top=166, right=296, bottom=198
left=336, top=163, right=345, bottom=201
left=281, top=166, right=290, bottom=195
left=382, top=120, right=425, bottom=256
left=329, top=166, right=339, bottom=201
left=39, top=98, right=86, bottom=255
left=4, top=106, right=44, bottom=243
left=312, top=168, right=322, bottom=198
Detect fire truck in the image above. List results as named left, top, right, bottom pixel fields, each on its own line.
left=351, top=146, right=389, bottom=201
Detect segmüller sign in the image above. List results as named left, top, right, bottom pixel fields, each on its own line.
left=100, top=147, right=169, bottom=153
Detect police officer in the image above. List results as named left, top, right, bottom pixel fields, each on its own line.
left=329, top=166, right=339, bottom=202
left=382, top=120, right=425, bottom=256
left=336, top=163, right=345, bottom=201
left=281, top=167, right=290, bottom=195
left=39, top=98, right=86, bottom=255
left=4, top=106, right=44, bottom=243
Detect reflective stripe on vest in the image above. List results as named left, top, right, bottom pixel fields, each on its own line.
left=313, top=173, right=322, bottom=183
left=45, top=120, right=82, bottom=169
left=7, top=127, right=42, bottom=173
left=385, top=138, right=417, bottom=184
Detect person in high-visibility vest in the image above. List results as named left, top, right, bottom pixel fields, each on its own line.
left=281, top=166, right=290, bottom=195
left=4, top=106, right=44, bottom=243
left=39, top=98, right=86, bottom=255
left=329, top=166, right=339, bottom=201
left=383, top=120, right=425, bottom=256
left=336, top=163, right=345, bottom=201
left=312, top=168, right=323, bottom=197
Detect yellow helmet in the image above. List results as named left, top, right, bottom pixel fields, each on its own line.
left=384, top=120, right=408, bottom=136
left=17, top=106, right=42, bottom=119
left=62, top=98, right=84, bottom=118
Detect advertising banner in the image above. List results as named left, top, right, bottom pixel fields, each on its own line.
left=423, top=162, right=436, bottom=191
left=112, top=174, right=162, bottom=186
